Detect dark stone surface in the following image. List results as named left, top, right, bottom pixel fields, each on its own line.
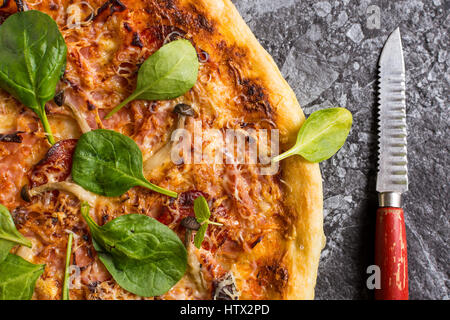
left=232, top=0, right=449, bottom=300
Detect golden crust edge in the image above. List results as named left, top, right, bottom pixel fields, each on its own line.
left=182, top=0, right=325, bottom=299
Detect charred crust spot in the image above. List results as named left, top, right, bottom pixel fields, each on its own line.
left=220, top=44, right=275, bottom=118
left=87, top=101, right=96, bottom=111
left=110, top=0, right=126, bottom=13
left=131, top=32, right=143, bottom=48
left=0, top=131, right=23, bottom=143
left=240, top=79, right=273, bottom=116
left=123, top=21, right=132, bottom=32
left=250, top=235, right=264, bottom=249
left=257, top=262, right=289, bottom=293
left=197, top=14, right=212, bottom=32
left=153, top=1, right=214, bottom=34
left=163, top=0, right=175, bottom=9
left=242, top=79, right=264, bottom=100
left=94, top=0, right=126, bottom=21
left=187, top=4, right=214, bottom=33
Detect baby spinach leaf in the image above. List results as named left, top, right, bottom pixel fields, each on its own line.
left=72, top=129, right=177, bottom=198
left=194, top=196, right=211, bottom=223
left=0, top=204, right=31, bottom=264
left=105, top=39, right=199, bottom=119
left=0, top=253, right=45, bottom=300
left=0, top=11, right=67, bottom=145
left=81, top=202, right=187, bottom=297
left=272, top=108, right=352, bottom=163
left=193, top=196, right=222, bottom=249
left=62, top=233, right=73, bottom=300
left=193, top=223, right=208, bottom=249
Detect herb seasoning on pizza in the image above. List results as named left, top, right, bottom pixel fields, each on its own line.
left=0, top=0, right=351, bottom=300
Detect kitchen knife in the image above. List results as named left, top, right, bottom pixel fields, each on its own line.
left=375, top=27, right=409, bottom=300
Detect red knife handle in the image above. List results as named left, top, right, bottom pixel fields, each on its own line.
left=375, top=207, right=408, bottom=300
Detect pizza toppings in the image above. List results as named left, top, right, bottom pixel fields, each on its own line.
left=173, top=103, right=195, bottom=117
left=80, top=202, right=187, bottom=297
left=0, top=10, right=67, bottom=145
left=0, top=204, right=31, bottom=263
left=105, top=39, right=199, bottom=119
left=62, top=233, right=73, bottom=300
left=193, top=196, right=223, bottom=249
left=72, top=129, right=177, bottom=198
left=23, top=181, right=98, bottom=207
left=181, top=216, right=201, bottom=231
left=29, top=139, right=77, bottom=188
left=157, top=190, right=207, bottom=227
left=20, top=139, right=96, bottom=203
left=0, top=205, right=43, bottom=300
left=213, top=272, right=240, bottom=300
left=63, top=92, right=92, bottom=133
left=53, top=91, right=65, bottom=107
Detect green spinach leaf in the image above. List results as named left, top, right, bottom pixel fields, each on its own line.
left=62, top=233, right=73, bottom=300
left=105, top=39, right=199, bottom=119
left=272, top=108, right=352, bottom=163
left=193, top=196, right=222, bottom=249
left=72, top=129, right=177, bottom=198
left=193, top=223, right=208, bottom=249
left=81, top=202, right=187, bottom=297
left=0, top=204, right=31, bottom=264
left=0, top=11, right=67, bottom=145
left=0, top=253, right=45, bottom=300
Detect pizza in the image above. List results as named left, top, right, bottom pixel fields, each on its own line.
left=0, top=0, right=325, bottom=300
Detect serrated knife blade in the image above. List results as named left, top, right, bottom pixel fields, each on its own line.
left=374, top=28, right=409, bottom=300
left=376, top=27, right=408, bottom=195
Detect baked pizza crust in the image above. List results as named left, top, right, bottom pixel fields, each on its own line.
left=183, top=0, right=325, bottom=299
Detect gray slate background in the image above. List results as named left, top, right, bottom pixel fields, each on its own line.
left=232, top=0, right=449, bottom=300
